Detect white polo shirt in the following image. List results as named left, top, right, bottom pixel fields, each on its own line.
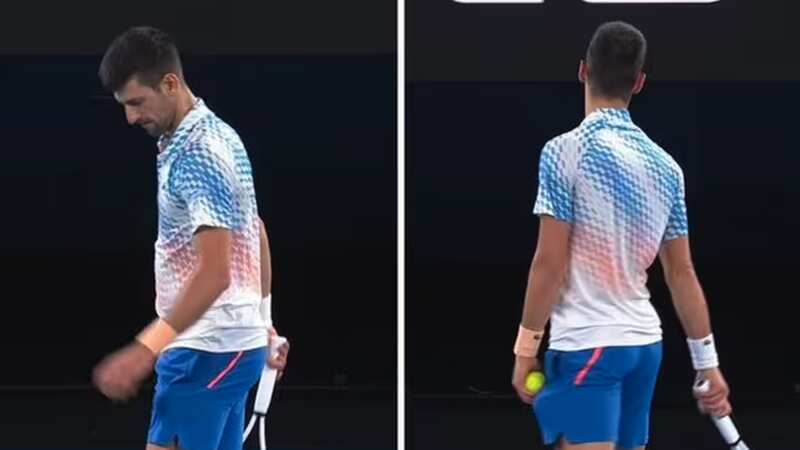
left=534, top=108, right=688, bottom=351
left=154, top=99, right=267, bottom=353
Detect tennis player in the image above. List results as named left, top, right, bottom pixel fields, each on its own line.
left=511, top=21, right=732, bottom=450
left=91, top=26, right=289, bottom=450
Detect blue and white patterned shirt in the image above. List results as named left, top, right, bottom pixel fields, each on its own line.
left=534, top=108, right=688, bottom=351
left=155, top=99, right=267, bottom=352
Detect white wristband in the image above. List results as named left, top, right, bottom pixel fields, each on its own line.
left=687, top=334, right=719, bottom=370
left=259, top=294, right=273, bottom=329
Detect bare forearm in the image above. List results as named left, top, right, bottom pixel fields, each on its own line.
left=520, top=259, right=565, bottom=330
left=164, top=266, right=230, bottom=333
left=259, top=219, right=272, bottom=297
left=666, top=269, right=712, bottom=339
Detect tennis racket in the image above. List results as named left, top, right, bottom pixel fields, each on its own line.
left=243, top=335, right=287, bottom=450
left=693, top=377, right=750, bottom=449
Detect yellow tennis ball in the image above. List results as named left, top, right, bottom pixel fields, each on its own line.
left=525, top=371, right=546, bottom=394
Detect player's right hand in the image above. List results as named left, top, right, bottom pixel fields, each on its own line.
left=512, top=355, right=541, bottom=405
left=694, top=368, right=732, bottom=417
left=92, top=341, right=156, bottom=402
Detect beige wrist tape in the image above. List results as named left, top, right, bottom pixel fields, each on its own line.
left=136, top=319, right=177, bottom=355
left=513, top=325, right=545, bottom=357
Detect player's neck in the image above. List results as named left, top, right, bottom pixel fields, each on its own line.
left=584, top=95, right=629, bottom=117
left=167, top=89, right=198, bottom=135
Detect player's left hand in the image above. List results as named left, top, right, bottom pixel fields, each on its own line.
left=512, top=355, right=541, bottom=405
left=267, top=327, right=290, bottom=380
left=695, top=368, right=732, bottom=417
left=93, top=341, right=157, bottom=402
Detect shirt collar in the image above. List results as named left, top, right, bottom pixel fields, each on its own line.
left=157, top=97, right=210, bottom=155
left=581, top=107, right=632, bottom=127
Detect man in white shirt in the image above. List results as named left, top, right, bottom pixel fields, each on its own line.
left=511, top=21, right=732, bottom=450
left=92, top=26, right=289, bottom=450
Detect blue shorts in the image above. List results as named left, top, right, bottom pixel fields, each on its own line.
left=533, top=342, right=662, bottom=449
left=148, top=346, right=267, bottom=450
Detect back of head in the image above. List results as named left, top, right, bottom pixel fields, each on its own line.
left=585, top=21, right=647, bottom=102
left=98, top=26, right=183, bottom=93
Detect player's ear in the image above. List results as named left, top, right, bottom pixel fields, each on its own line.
left=160, top=73, right=181, bottom=97
left=632, top=71, right=646, bottom=95
left=578, top=60, right=588, bottom=83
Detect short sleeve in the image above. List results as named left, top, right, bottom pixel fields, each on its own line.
left=663, top=166, right=689, bottom=241
left=172, top=146, right=236, bottom=233
left=533, top=140, right=577, bottom=224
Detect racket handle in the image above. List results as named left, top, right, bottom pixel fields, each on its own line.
left=254, top=365, right=278, bottom=414
left=252, top=336, right=287, bottom=414
left=711, top=416, right=745, bottom=447
left=694, top=379, right=749, bottom=449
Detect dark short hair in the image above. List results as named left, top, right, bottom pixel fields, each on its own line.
left=585, top=21, right=647, bottom=101
left=98, top=26, right=183, bottom=93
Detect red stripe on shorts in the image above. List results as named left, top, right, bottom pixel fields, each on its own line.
left=574, top=348, right=604, bottom=386
left=206, top=351, right=245, bottom=389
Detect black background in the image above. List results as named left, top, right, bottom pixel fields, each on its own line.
left=409, top=0, right=800, bottom=81
left=407, top=1, right=799, bottom=447
left=408, top=81, right=799, bottom=398
left=0, top=0, right=395, bottom=55
left=0, top=4, right=397, bottom=448
left=0, top=3, right=397, bottom=392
